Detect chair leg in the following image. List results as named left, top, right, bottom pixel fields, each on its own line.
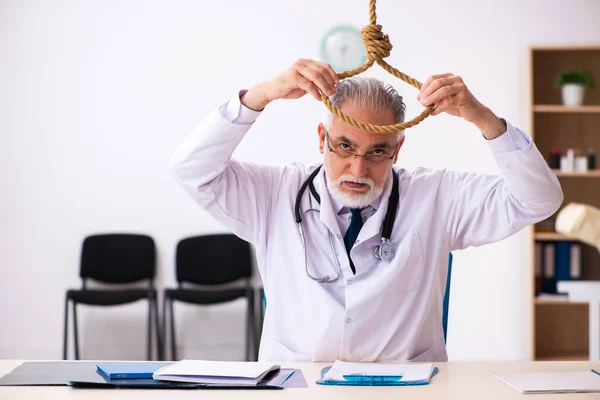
left=63, top=296, right=69, bottom=360
left=73, top=302, right=80, bottom=360
left=162, top=294, right=168, bottom=361
left=246, top=291, right=255, bottom=361
left=147, top=295, right=152, bottom=361
left=170, top=298, right=177, bottom=361
left=245, top=299, right=250, bottom=361
left=257, top=288, right=264, bottom=359
left=154, top=295, right=161, bottom=361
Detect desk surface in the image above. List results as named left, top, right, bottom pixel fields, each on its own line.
left=1, top=360, right=599, bottom=399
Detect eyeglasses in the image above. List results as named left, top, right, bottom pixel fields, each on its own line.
left=325, top=132, right=399, bottom=164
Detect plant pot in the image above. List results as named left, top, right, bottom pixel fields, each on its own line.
left=561, top=84, right=585, bottom=107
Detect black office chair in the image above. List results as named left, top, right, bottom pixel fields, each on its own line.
left=163, top=234, right=256, bottom=361
left=63, top=234, right=160, bottom=360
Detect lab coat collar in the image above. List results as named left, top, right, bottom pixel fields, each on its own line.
left=355, top=169, right=394, bottom=243
left=312, top=166, right=343, bottom=239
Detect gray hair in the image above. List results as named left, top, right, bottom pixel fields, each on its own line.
left=322, top=77, right=406, bottom=138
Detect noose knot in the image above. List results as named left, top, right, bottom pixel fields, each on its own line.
left=360, top=24, right=392, bottom=61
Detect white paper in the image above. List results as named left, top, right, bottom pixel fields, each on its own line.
left=324, top=361, right=435, bottom=383
left=153, top=360, right=280, bottom=385
left=494, top=370, right=600, bottom=393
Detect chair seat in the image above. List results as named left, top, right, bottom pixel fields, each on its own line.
left=67, top=289, right=154, bottom=306
left=165, top=287, right=250, bottom=305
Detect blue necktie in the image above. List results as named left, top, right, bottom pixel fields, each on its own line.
left=344, top=208, right=364, bottom=274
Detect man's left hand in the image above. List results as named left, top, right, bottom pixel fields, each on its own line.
left=417, top=73, right=506, bottom=139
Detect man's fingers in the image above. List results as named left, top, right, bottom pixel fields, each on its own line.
left=430, top=97, right=454, bottom=116
left=421, top=81, right=462, bottom=107
left=418, top=73, right=454, bottom=101
left=319, top=62, right=341, bottom=86
left=295, top=74, right=322, bottom=101
left=298, top=61, right=337, bottom=96
left=419, top=76, right=459, bottom=105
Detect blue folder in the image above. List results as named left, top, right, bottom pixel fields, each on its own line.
left=96, top=363, right=172, bottom=380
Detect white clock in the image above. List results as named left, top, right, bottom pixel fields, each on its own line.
left=320, top=25, right=366, bottom=72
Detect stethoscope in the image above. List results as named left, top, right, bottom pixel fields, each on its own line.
left=294, top=165, right=400, bottom=283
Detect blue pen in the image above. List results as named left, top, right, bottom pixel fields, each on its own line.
left=343, top=374, right=403, bottom=384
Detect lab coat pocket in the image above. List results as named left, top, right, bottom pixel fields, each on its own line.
left=383, top=230, right=424, bottom=293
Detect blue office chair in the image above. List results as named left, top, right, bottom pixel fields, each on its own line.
left=259, top=253, right=453, bottom=347
left=442, top=253, right=453, bottom=343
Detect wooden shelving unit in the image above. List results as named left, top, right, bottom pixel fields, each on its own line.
left=529, top=45, right=600, bottom=362
left=552, top=170, right=600, bottom=177
left=533, top=105, right=600, bottom=113
left=534, top=298, right=587, bottom=306
left=535, top=352, right=589, bottom=361
left=535, top=232, right=571, bottom=241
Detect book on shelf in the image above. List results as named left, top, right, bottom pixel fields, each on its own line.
left=535, top=239, right=581, bottom=297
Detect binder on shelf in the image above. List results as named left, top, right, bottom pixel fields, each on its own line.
left=535, top=241, right=543, bottom=293
left=555, top=241, right=572, bottom=282
left=542, top=242, right=556, bottom=293
left=570, top=242, right=582, bottom=279
left=535, top=239, right=583, bottom=299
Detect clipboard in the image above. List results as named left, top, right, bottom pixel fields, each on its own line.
left=315, top=365, right=439, bottom=386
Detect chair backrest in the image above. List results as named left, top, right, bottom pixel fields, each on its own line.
left=442, top=253, right=453, bottom=343
left=176, top=234, right=252, bottom=286
left=80, top=234, right=156, bottom=284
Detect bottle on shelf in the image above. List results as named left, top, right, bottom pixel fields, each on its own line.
left=588, top=148, right=596, bottom=170
left=549, top=147, right=561, bottom=169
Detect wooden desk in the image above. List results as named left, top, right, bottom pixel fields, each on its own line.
left=0, top=360, right=598, bottom=399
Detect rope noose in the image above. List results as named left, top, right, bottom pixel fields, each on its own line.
left=321, top=0, right=433, bottom=133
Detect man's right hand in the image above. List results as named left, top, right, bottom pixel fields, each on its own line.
left=241, top=59, right=340, bottom=111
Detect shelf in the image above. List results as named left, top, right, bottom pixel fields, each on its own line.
left=552, top=170, right=600, bottom=177
left=534, top=105, right=600, bottom=113
left=531, top=45, right=600, bottom=51
left=535, top=298, right=588, bottom=306
left=535, top=352, right=589, bottom=361
left=534, top=232, right=572, bottom=241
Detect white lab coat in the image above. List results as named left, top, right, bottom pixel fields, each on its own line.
left=169, top=91, right=563, bottom=363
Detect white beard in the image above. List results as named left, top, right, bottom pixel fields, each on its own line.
left=324, top=159, right=387, bottom=208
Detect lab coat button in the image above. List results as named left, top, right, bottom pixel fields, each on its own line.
left=337, top=234, right=342, bottom=239
left=347, top=280, right=353, bottom=285
left=355, top=239, right=359, bottom=244
left=346, top=318, right=351, bottom=323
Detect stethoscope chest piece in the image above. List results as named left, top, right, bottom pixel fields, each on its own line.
left=373, top=239, right=395, bottom=262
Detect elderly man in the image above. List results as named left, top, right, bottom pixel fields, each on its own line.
left=169, top=59, right=563, bottom=362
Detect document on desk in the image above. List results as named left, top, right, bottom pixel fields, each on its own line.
left=317, top=360, right=436, bottom=386
left=152, top=360, right=280, bottom=385
left=494, top=370, right=600, bottom=394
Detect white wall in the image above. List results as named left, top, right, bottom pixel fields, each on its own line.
left=1, top=0, right=598, bottom=361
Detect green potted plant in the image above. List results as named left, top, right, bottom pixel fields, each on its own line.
left=555, top=69, right=594, bottom=107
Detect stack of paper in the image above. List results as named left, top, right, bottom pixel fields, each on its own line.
left=320, top=360, right=436, bottom=386
left=494, top=370, right=600, bottom=394
left=152, top=360, right=280, bottom=385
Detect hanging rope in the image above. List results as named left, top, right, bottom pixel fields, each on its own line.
left=322, top=0, right=433, bottom=133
